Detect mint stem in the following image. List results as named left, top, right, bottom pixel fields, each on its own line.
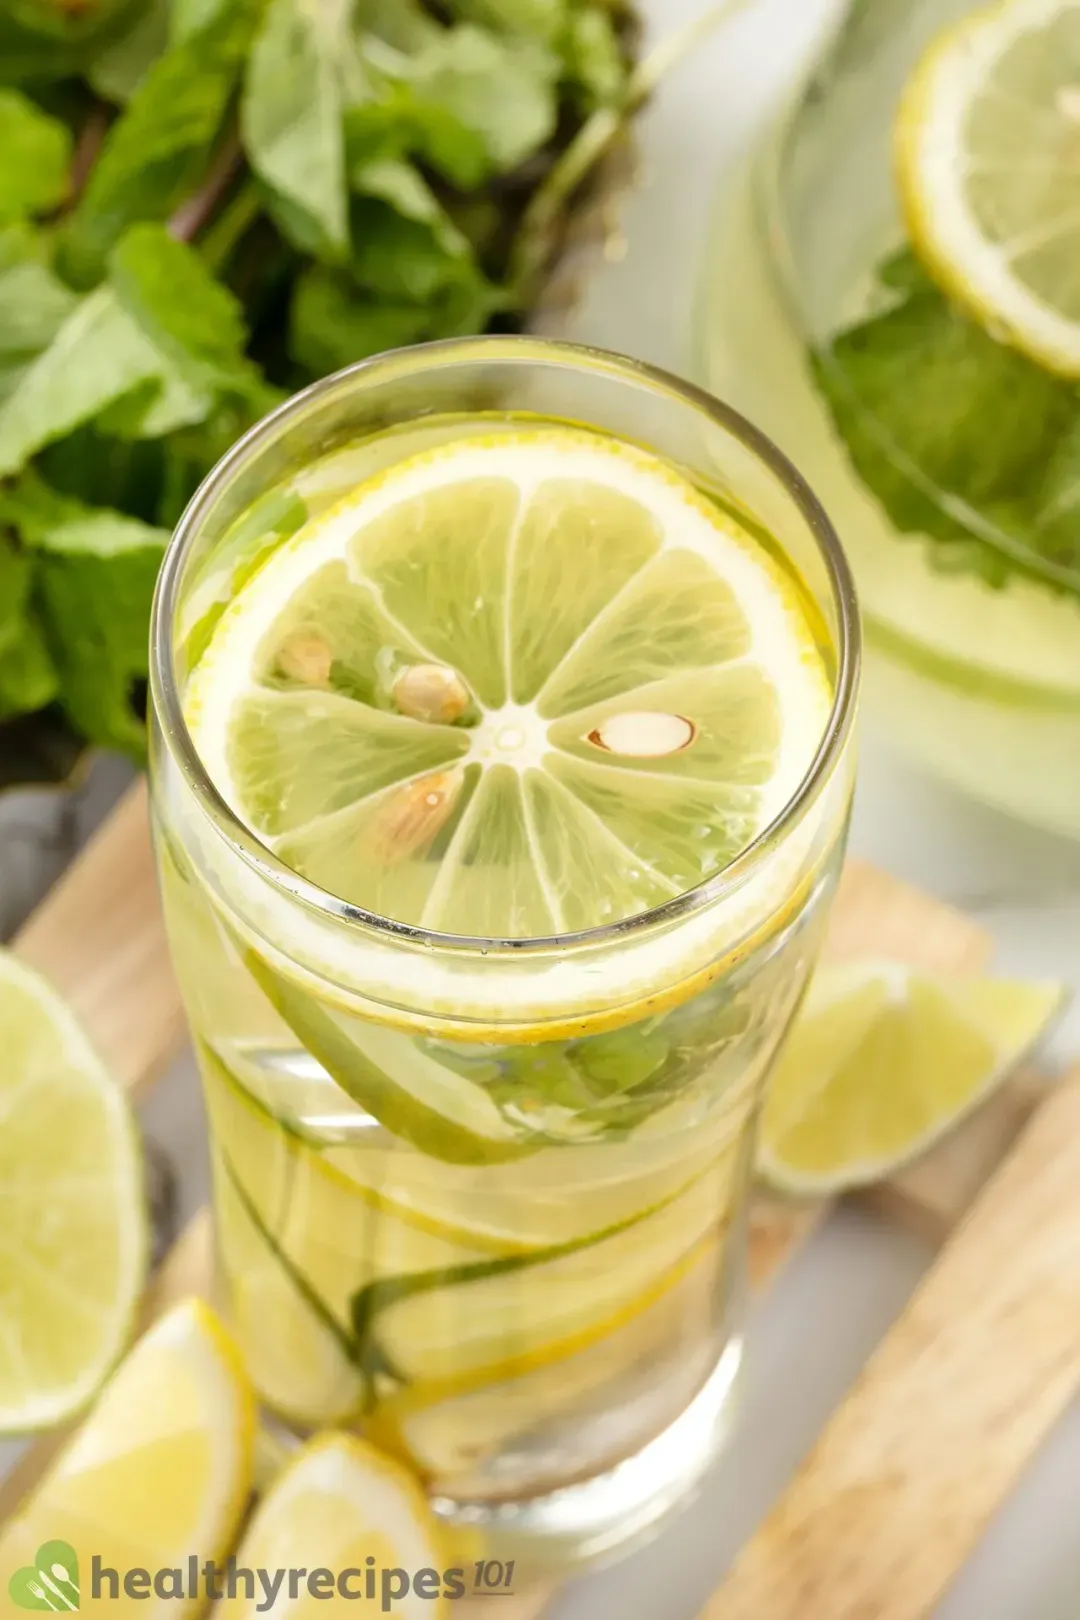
left=167, top=130, right=244, bottom=245
left=69, top=105, right=110, bottom=206
left=198, top=180, right=262, bottom=274
left=508, top=0, right=750, bottom=302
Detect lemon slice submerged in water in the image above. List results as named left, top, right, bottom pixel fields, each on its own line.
left=186, top=429, right=830, bottom=939
left=897, top=0, right=1080, bottom=375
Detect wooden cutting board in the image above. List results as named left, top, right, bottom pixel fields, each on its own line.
left=0, top=781, right=1070, bottom=1620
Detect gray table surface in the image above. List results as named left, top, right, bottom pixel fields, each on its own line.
left=6, top=3, right=1080, bottom=1615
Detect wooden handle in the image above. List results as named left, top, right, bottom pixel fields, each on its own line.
left=704, top=1067, right=1080, bottom=1620
left=15, top=779, right=183, bottom=1095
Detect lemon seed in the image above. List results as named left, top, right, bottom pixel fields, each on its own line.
left=587, top=711, right=696, bottom=757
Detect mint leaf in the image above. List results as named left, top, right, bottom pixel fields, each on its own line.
left=876, top=246, right=929, bottom=297
left=242, top=0, right=368, bottom=258
left=286, top=156, right=503, bottom=374
left=0, top=614, right=57, bottom=722
left=38, top=428, right=170, bottom=526
left=560, top=8, right=627, bottom=109
left=0, top=287, right=169, bottom=474
left=0, top=226, right=78, bottom=371
left=0, top=224, right=268, bottom=474
left=0, top=0, right=144, bottom=84
left=350, top=157, right=470, bottom=293
left=0, top=261, right=77, bottom=358
left=154, top=390, right=288, bottom=528
left=441, top=0, right=566, bottom=42
left=363, top=24, right=560, bottom=186
left=0, top=534, right=57, bottom=721
left=2, top=476, right=167, bottom=756
left=344, top=84, right=482, bottom=193
left=170, top=0, right=237, bottom=45
left=88, top=0, right=170, bottom=104
left=62, top=0, right=263, bottom=285
left=353, top=0, right=440, bottom=53
left=349, top=158, right=502, bottom=318
left=108, top=222, right=266, bottom=402
left=289, top=265, right=431, bottom=375
left=813, top=249, right=1079, bottom=585
left=0, top=284, right=213, bottom=472
left=1026, top=416, right=1080, bottom=576
left=0, top=90, right=72, bottom=223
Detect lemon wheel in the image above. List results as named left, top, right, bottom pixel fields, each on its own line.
left=897, top=0, right=1080, bottom=375
left=185, top=427, right=831, bottom=944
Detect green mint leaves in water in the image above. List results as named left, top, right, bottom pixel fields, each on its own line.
left=0, top=0, right=657, bottom=783
left=813, top=249, right=1080, bottom=592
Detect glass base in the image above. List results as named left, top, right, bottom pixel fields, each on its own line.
left=431, top=1335, right=744, bottom=1584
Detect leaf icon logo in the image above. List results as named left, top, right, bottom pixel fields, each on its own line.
left=8, top=1540, right=80, bottom=1610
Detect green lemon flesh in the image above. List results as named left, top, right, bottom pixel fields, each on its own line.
left=187, top=428, right=830, bottom=939
left=0, top=950, right=146, bottom=1431
left=760, top=962, right=1065, bottom=1193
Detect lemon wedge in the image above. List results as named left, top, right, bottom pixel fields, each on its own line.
left=759, top=962, right=1064, bottom=1192
left=0, top=1300, right=255, bottom=1617
left=213, top=1433, right=450, bottom=1618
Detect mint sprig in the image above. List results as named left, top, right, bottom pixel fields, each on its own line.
left=0, top=473, right=168, bottom=756
left=0, top=0, right=687, bottom=786
left=813, top=249, right=1080, bottom=593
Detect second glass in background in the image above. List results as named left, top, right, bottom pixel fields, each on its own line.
left=703, top=0, right=1080, bottom=838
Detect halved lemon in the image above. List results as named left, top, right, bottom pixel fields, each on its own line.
left=0, top=950, right=146, bottom=1432
left=213, top=1433, right=449, bottom=1618
left=185, top=427, right=830, bottom=940
left=759, top=962, right=1065, bottom=1193
left=897, top=0, right=1080, bottom=375
left=0, top=1300, right=254, bottom=1616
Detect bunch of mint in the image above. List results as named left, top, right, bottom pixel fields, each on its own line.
left=0, top=0, right=643, bottom=786
left=813, top=249, right=1080, bottom=592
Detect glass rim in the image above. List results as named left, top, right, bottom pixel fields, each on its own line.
left=150, top=334, right=861, bottom=960
left=759, top=90, right=1080, bottom=597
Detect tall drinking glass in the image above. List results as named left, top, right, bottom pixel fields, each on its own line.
left=149, top=337, right=859, bottom=1578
